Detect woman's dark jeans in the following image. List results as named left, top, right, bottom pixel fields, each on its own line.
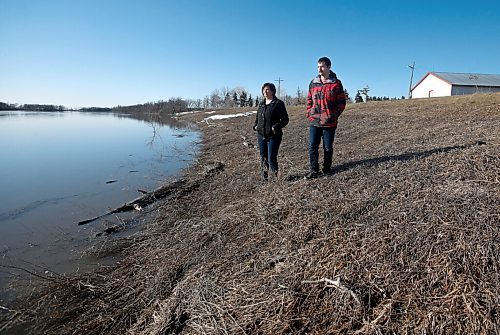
left=257, top=132, right=282, bottom=179
left=309, top=126, right=336, bottom=173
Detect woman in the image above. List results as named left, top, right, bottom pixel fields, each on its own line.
left=253, top=83, right=289, bottom=181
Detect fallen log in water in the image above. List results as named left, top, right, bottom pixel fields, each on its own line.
left=77, top=161, right=225, bottom=226
left=77, top=179, right=186, bottom=225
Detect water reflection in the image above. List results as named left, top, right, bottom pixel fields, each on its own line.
left=0, top=111, right=199, bottom=295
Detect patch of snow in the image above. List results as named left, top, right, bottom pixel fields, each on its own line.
left=176, top=110, right=202, bottom=116
left=204, top=111, right=257, bottom=121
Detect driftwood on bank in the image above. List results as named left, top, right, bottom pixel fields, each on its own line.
left=77, top=161, right=225, bottom=226
left=77, top=179, right=186, bottom=225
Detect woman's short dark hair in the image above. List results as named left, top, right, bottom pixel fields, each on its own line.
left=317, top=56, right=331, bottom=67
left=261, top=82, right=277, bottom=96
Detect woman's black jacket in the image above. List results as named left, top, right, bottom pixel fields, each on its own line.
left=254, top=98, right=289, bottom=138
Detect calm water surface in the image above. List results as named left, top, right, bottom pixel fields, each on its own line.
left=0, top=111, right=199, bottom=294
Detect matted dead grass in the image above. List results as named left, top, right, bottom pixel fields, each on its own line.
left=2, top=93, right=499, bottom=334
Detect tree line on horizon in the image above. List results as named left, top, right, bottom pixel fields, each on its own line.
left=0, top=102, right=69, bottom=111
left=354, top=93, right=407, bottom=103
left=0, top=86, right=301, bottom=114
left=1, top=85, right=408, bottom=115
left=198, top=86, right=319, bottom=109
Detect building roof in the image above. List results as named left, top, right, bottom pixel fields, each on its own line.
left=412, top=72, right=500, bottom=90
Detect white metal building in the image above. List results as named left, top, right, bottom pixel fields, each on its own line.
left=411, top=72, right=500, bottom=98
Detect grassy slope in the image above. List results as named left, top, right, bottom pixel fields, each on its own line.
left=16, top=94, right=500, bottom=334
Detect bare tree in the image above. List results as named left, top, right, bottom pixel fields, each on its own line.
left=203, top=96, right=210, bottom=109
left=233, top=86, right=247, bottom=98
left=220, top=87, right=231, bottom=99
left=295, top=87, right=303, bottom=105
left=187, top=99, right=202, bottom=109
left=225, top=89, right=241, bottom=108
left=278, top=88, right=293, bottom=105
left=210, top=89, right=223, bottom=108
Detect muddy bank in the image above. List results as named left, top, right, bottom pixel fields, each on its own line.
left=1, top=94, right=499, bottom=334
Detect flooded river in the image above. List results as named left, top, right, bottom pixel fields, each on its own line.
left=0, top=110, right=199, bottom=300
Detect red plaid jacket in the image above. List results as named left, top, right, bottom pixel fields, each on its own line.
left=306, top=71, right=346, bottom=128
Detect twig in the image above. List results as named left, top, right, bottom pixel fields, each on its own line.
left=0, top=305, right=17, bottom=313
left=0, top=264, right=58, bottom=282
left=302, top=277, right=361, bottom=305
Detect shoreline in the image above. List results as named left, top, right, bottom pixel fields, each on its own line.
left=0, top=111, right=199, bottom=309
left=1, top=94, right=499, bottom=334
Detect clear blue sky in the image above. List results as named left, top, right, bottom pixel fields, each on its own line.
left=1, top=0, right=499, bottom=108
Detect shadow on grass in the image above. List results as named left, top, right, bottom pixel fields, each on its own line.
left=285, top=140, right=486, bottom=182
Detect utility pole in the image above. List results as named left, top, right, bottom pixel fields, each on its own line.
left=275, top=77, right=284, bottom=98
left=359, top=85, right=370, bottom=102
left=408, top=61, right=415, bottom=99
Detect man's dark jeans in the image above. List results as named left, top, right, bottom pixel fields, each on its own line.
left=309, top=126, right=336, bottom=173
left=258, top=132, right=282, bottom=178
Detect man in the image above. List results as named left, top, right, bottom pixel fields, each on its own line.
left=305, top=56, right=346, bottom=179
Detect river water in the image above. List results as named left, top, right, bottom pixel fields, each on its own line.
left=0, top=110, right=199, bottom=299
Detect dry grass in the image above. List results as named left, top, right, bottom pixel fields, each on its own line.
left=2, top=93, right=499, bottom=334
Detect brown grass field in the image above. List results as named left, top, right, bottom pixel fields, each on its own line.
left=2, top=93, right=499, bottom=334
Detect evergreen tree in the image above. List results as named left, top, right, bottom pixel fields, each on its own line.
left=255, top=96, right=260, bottom=106
left=240, top=91, right=247, bottom=107
left=344, top=89, right=351, bottom=103
left=232, top=92, right=238, bottom=107
left=355, top=92, right=363, bottom=103
left=224, top=92, right=232, bottom=107
left=248, top=94, right=253, bottom=107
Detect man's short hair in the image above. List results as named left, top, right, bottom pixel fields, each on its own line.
left=317, top=57, right=331, bottom=67
left=261, top=82, right=277, bottom=96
